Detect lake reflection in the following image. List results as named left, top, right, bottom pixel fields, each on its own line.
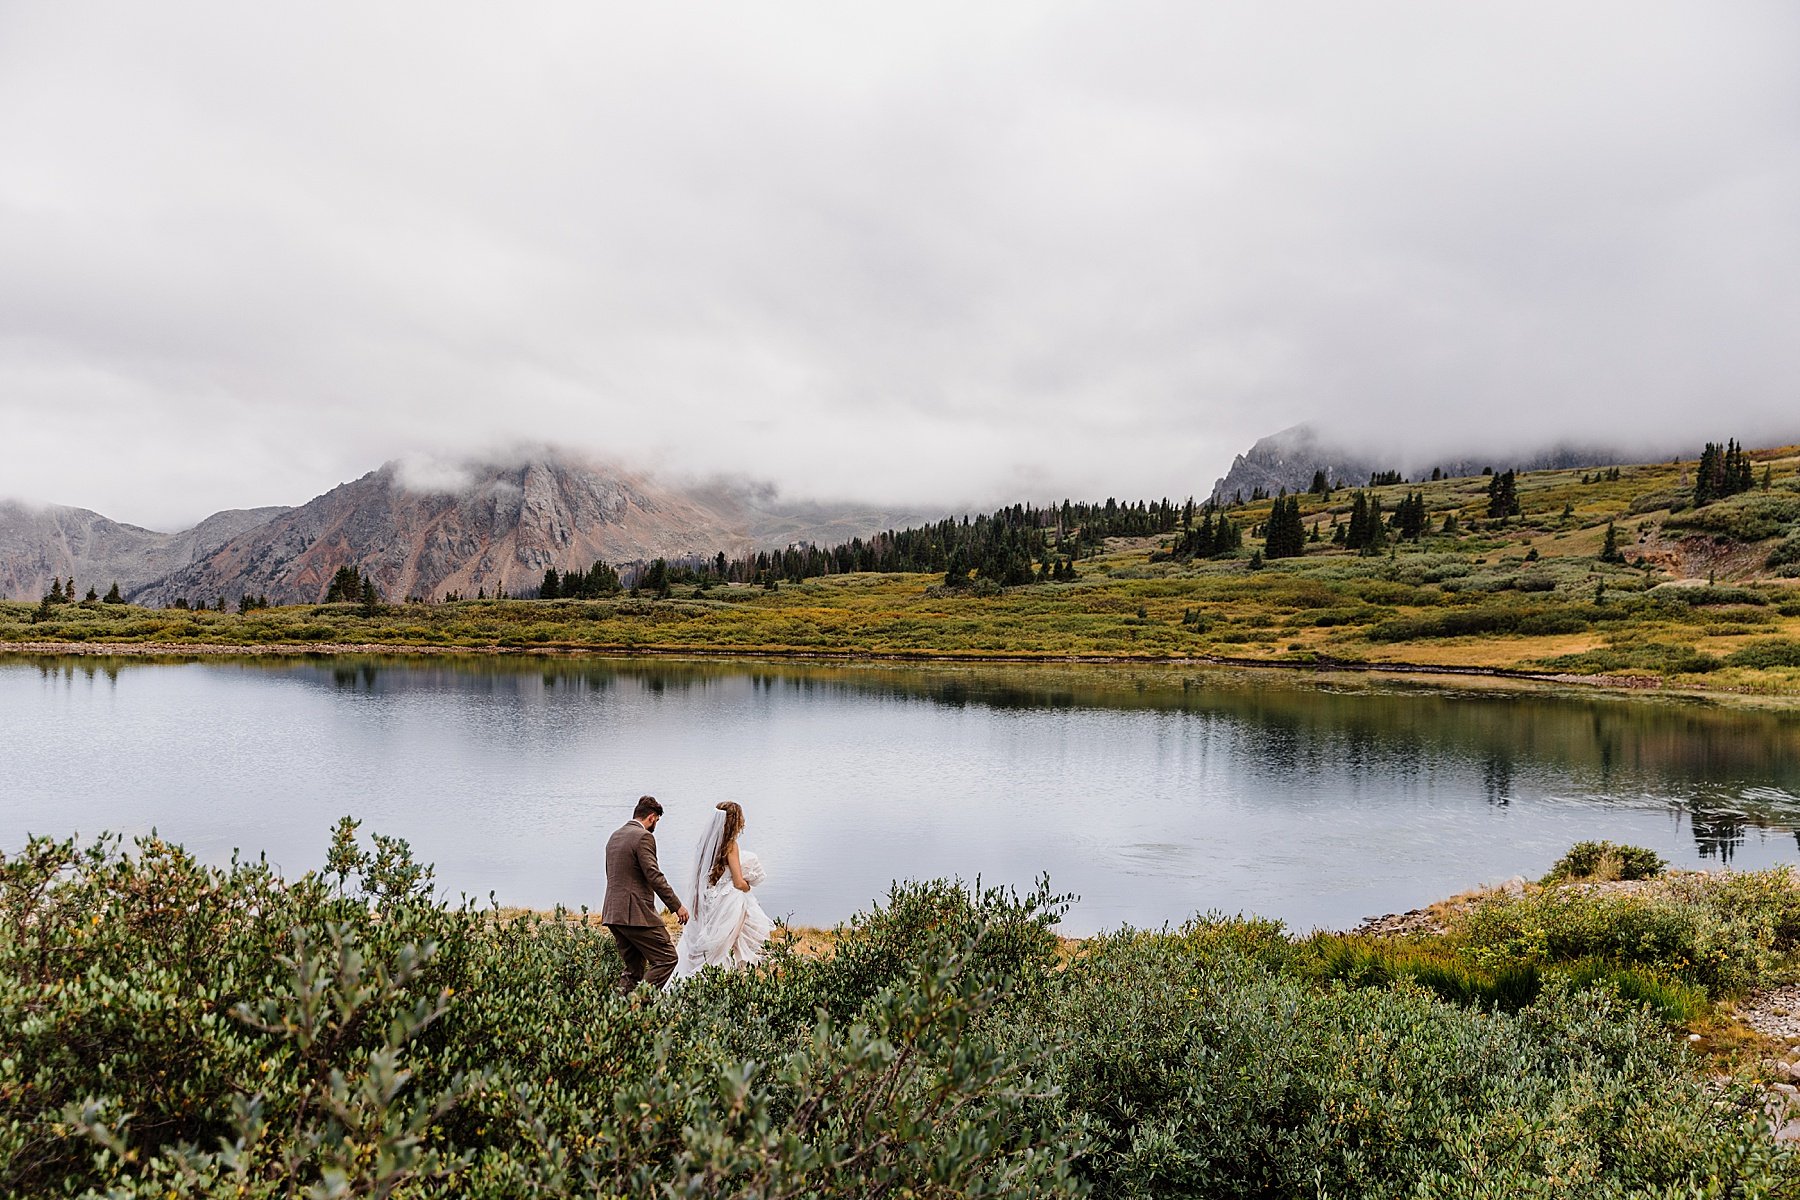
left=4, top=655, right=1799, bottom=933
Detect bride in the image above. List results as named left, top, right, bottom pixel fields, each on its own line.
left=667, top=801, right=772, bottom=983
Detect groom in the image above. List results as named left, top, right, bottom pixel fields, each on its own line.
left=603, top=795, right=690, bottom=992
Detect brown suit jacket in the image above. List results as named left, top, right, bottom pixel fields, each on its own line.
left=602, top=820, right=683, bottom=926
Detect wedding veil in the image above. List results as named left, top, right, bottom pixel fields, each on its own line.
left=683, top=807, right=728, bottom=918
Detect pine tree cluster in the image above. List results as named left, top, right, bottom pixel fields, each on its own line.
left=1393, top=492, right=1428, bottom=542
left=323, top=566, right=381, bottom=609
left=725, top=499, right=1187, bottom=589
left=539, top=561, right=623, bottom=599
left=1693, top=439, right=1755, bottom=506
left=1485, top=470, right=1521, bottom=519
left=1262, top=496, right=1306, bottom=559
left=1167, top=507, right=1244, bottom=561
left=1343, top=493, right=1386, bottom=553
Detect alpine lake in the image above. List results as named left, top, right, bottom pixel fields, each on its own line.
left=5, top=653, right=1799, bottom=934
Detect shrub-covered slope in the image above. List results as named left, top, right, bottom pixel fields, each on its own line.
left=4, top=825, right=1797, bottom=1198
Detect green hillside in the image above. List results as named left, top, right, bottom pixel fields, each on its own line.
left=7, top=442, right=1800, bottom=696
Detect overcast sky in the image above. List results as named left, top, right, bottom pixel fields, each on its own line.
left=3, top=2, right=1798, bottom=529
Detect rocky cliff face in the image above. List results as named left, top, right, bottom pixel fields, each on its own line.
left=0, top=501, right=288, bottom=602
left=134, top=458, right=731, bottom=605
left=1210, top=424, right=1652, bottom=502
left=99, top=454, right=927, bottom=606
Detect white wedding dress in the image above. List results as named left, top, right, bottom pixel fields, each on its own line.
left=668, top=812, right=773, bottom=984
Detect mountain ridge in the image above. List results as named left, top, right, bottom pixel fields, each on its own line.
left=1, top=454, right=928, bottom=606
left=1210, top=424, right=1666, bottom=503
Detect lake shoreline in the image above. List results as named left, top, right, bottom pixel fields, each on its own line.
left=6, top=637, right=1788, bottom=707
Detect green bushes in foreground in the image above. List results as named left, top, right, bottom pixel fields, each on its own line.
left=1450, top=868, right=1800, bottom=998
left=3, top=827, right=1796, bottom=1199
left=1544, top=840, right=1667, bottom=883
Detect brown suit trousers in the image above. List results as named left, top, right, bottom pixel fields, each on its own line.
left=609, top=921, right=677, bottom=991
left=602, top=820, right=684, bottom=991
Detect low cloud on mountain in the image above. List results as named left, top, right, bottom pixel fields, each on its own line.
left=2, top=3, right=1797, bottom=528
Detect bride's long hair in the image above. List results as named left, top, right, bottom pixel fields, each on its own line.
left=707, top=801, right=744, bottom=886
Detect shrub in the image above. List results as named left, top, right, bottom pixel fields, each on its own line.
left=1769, top=532, right=1800, bottom=565
left=1723, top=639, right=1800, bottom=669
left=1652, top=584, right=1770, bottom=607
left=1628, top=488, right=1687, bottom=515
left=1544, top=841, right=1667, bottom=883
left=0, top=830, right=1079, bottom=1200
left=5, top=830, right=1796, bottom=1198
left=1367, top=602, right=1599, bottom=642
left=1452, top=867, right=1800, bottom=997
left=1007, top=933, right=1792, bottom=1198
left=1537, top=643, right=1722, bottom=675
left=1663, top=492, right=1800, bottom=542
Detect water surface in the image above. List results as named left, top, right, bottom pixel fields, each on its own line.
left=4, top=655, right=1799, bottom=933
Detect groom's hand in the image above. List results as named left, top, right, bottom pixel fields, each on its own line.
left=676, top=905, right=690, bottom=925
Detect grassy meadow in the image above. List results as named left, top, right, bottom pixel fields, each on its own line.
left=8, top=446, right=1800, bottom=696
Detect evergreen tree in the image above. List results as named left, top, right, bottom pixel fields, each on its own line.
left=358, top=574, right=381, bottom=613
left=1263, top=496, right=1306, bottom=559
left=1360, top=497, right=1387, bottom=555
left=1599, top=521, right=1624, bottom=563
left=1485, top=470, right=1520, bottom=519
left=1342, top=493, right=1388, bottom=554
left=1212, top=515, right=1242, bottom=556
left=540, top=568, right=561, bottom=600
left=564, top=560, right=622, bottom=597
left=324, top=565, right=364, bottom=603
left=1694, top=439, right=1755, bottom=505
left=642, top=558, right=671, bottom=599
left=103, top=582, right=122, bottom=604
left=1395, top=492, right=1426, bottom=541
left=83, top=585, right=98, bottom=602
left=1308, top=469, right=1329, bottom=495
left=48, top=578, right=64, bottom=603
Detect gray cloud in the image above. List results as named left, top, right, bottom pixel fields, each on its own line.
left=2, top=1, right=1797, bottom=529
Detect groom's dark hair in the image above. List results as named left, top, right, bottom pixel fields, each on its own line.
left=633, top=795, right=663, bottom=820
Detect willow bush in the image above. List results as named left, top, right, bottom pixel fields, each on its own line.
left=3, top=825, right=1795, bottom=1198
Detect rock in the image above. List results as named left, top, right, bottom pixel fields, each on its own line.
left=1733, top=985, right=1800, bottom=1044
